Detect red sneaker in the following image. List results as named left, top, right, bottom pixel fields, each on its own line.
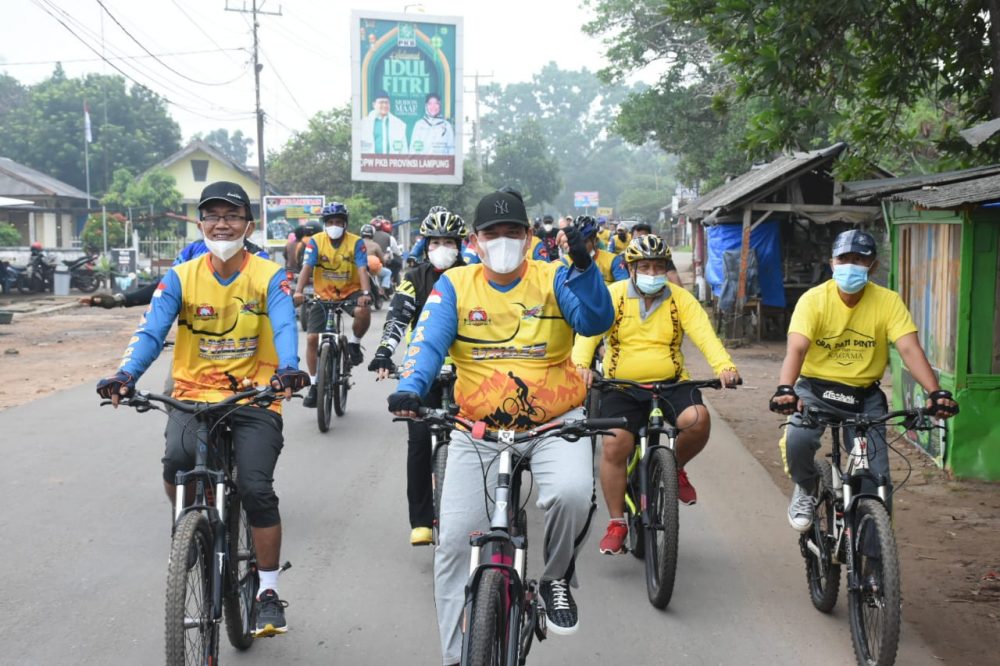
left=678, top=469, right=698, bottom=505
left=599, top=520, right=629, bottom=555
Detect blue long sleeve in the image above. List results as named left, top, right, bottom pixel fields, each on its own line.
left=611, top=254, right=629, bottom=281
left=554, top=263, right=614, bottom=335
left=266, top=269, right=299, bottom=368
left=396, top=275, right=457, bottom=398
left=354, top=238, right=368, bottom=268
left=120, top=271, right=182, bottom=377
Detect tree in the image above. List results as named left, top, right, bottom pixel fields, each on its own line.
left=101, top=167, right=183, bottom=239
left=194, top=128, right=253, bottom=165
left=81, top=212, right=126, bottom=254
left=486, top=119, right=562, bottom=208
left=0, top=222, right=22, bottom=247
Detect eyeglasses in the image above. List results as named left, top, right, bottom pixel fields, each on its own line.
left=201, top=214, right=247, bottom=225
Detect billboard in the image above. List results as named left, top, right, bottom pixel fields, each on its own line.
left=351, top=11, right=463, bottom=185
left=574, top=191, right=599, bottom=208
left=262, top=196, right=325, bottom=247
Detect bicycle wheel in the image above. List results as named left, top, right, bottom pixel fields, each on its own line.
left=165, top=511, right=217, bottom=666
left=333, top=339, right=349, bottom=416
left=431, top=440, right=448, bottom=535
left=644, top=447, right=679, bottom=608
left=316, top=341, right=334, bottom=432
left=848, top=498, right=901, bottom=666
left=223, top=489, right=259, bottom=650
left=803, top=458, right=841, bottom=613
left=465, top=568, right=510, bottom=666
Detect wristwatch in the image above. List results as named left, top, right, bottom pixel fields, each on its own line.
left=361, top=290, right=371, bottom=295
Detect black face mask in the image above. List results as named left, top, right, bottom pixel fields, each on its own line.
left=617, top=231, right=626, bottom=239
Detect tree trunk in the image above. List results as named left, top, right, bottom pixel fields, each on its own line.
left=988, top=0, right=1000, bottom=117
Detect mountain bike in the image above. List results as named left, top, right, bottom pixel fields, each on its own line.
left=102, top=386, right=290, bottom=665
left=589, top=377, right=737, bottom=609
left=399, top=408, right=626, bottom=665
left=314, top=298, right=353, bottom=432
left=792, top=405, right=943, bottom=666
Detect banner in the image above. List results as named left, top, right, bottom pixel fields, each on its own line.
left=596, top=207, right=613, bottom=218
left=574, top=191, right=599, bottom=208
left=263, top=195, right=325, bottom=247
left=351, top=11, right=463, bottom=185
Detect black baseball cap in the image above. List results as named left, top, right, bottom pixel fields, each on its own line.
left=198, top=181, right=253, bottom=221
left=831, top=229, right=876, bottom=258
left=473, top=190, right=529, bottom=231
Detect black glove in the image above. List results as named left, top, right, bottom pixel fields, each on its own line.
left=96, top=370, right=136, bottom=400
left=927, top=389, right=959, bottom=416
left=769, top=384, right=798, bottom=415
left=563, top=226, right=592, bottom=271
left=368, top=347, right=396, bottom=373
left=90, top=293, right=124, bottom=309
left=388, top=391, right=421, bottom=413
left=270, top=367, right=311, bottom=392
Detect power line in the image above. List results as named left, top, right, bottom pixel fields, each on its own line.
left=0, top=47, right=245, bottom=67
left=258, top=45, right=309, bottom=119
left=169, top=0, right=243, bottom=66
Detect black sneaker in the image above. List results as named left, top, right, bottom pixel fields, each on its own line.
left=253, top=589, right=288, bottom=637
left=348, top=343, right=364, bottom=367
left=540, top=579, right=578, bottom=635
left=302, top=385, right=317, bottom=408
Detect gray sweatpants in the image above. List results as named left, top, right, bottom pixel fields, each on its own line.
left=434, top=407, right=595, bottom=664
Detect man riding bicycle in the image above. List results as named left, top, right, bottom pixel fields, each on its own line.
left=770, top=229, right=958, bottom=531
left=573, top=235, right=740, bottom=555
left=293, top=202, right=373, bottom=407
left=368, top=210, right=467, bottom=546
left=387, top=188, right=614, bottom=664
left=96, top=181, right=309, bottom=638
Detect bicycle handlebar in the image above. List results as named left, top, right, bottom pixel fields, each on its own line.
left=100, top=385, right=282, bottom=414
left=395, top=407, right=628, bottom=443
left=799, top=406, right=940, bottom=431
left=592, top=376, right=741, bottom=392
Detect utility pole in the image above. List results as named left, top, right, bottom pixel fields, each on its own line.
left=225, top=0, right=282, bottom=220
left=463, top=72, right=493, bottom=183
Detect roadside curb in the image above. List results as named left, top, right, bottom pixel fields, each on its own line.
left=8, top=300, right=81, bottom=318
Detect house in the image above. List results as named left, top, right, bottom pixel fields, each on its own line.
left=0, top=157, right=92, bottom=247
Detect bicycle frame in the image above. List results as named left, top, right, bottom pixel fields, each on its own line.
left=625, top=396, right=678, bottom=519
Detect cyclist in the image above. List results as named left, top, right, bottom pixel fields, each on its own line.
left=374, top=218, right=404, bottom=284
left=573, top=235, right=740, bottom=554
left=770, top=229, right=958, bottom=531
left=387, top=188, right=614, bottom=661
left=537, top=214, right=560, bottom=261
left=95, top=180, right=309, bottom=637
left=560, top=215, right=628, bottom=283
left=360, top=223, right=392, bottom=295
left=368, top=211, right=467, bottom=546
left=293, top=202, right=373, bottom=407
left=596, top=216, right=611, bottom=249
left=409, top=205, right=450, bottom=260
left=608, top=222, right=632, bottom=254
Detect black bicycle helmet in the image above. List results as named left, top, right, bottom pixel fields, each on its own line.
left=573, top=215, right=599, bottom=239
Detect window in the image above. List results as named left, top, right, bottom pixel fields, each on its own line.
left=191, top=159, right=209, bottom=182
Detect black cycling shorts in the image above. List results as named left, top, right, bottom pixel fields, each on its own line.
left=306, top=294, right=364, bottom=334
left=598, top=384, right=704, bottom=435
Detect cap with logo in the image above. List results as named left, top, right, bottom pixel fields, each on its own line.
left=473, top=190, right=529, bottom=231
left=198, top=181, right=253, bottom=221
left=831, top=229, right=876, bottom=258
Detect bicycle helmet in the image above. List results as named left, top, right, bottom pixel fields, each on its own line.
left=420, top=211, right=466, bottom=239
left=572, top=215, right=599, bottom=239
left=320, top=201, right=349, bottom=221
left=360, top=224, right=375, bottom=238
left=624, top=234, right=672, bottom=263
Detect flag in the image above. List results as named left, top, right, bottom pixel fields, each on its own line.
left=84, top=102, right=92, bottom=143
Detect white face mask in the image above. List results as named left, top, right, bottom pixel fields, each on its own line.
left=543, top=223, right=553, bottom=232
left=202, top=229, right=247, bottom=262
left=326, top=225, right=345, bottom=240
left=479, top=236, right=526, bottom=274
left=428, top=245, right=459, bottom=270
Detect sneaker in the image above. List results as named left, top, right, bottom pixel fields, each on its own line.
left=677, top=469, right=698, bottom=505
left=253, top=589, right=288, bottom=637
left=598, top=520, right=628, bottom=555
left=348, top=342, right=364, bottom=367
left=787, top=484, right=816, bottom=532
left=540, top=579, right=578, bottom=635
left=410, top=526, right=433, bottom=546
left=302, top=385, right=317, bottom=408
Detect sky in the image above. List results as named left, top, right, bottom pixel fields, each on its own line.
left=2, top=0, right=613, bottom=161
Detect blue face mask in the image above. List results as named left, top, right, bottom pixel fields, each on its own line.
left=635, top=273, right=668, bottom=295
left=832, top=263, right=869, bottom=294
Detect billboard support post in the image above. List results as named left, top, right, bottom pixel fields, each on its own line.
left=398, top=182, right=412, bottom=249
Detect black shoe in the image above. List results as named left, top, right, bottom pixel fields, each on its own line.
left=540, top=579, right=578, bottom=635
left=302, top=385, right=317, bottom=408
left=348, top=343, right=364, bottom=367
left=253, top=589, right=288, bottom=637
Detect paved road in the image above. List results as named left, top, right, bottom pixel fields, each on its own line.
left=1, top=313, right=942, bottom=664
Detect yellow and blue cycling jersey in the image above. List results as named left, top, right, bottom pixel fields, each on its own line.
left=397, top=260, right=614, bottom=430
left=527, top=236, right=550, bottom=262
left=561, top=248, right=628, bottom=283
left=303, top=231, right=368, bottom=300
left=119, top=253, right=299, bottom=411
left=608, top=233, right=632, bottom=255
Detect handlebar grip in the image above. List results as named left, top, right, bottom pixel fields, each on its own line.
left=585, top=417, right=629, bottom=430
left=471, top=421, right=487, bottom=440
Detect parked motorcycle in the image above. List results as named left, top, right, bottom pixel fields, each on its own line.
left=64, top=254, right=100, bottom=293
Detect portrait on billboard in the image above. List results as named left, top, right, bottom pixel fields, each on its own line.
left=360, top=90, right=410, bottom=154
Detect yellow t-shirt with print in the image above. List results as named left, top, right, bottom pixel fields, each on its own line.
left=788, top=280, right=918, bottom=387
left=573, top=280, right=735, bottom=382
left=447, top=261, right=585, bottom=430
left=309, top=231, right=363, bottom=300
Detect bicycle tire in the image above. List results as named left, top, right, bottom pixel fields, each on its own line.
left=645, top=447, right=679, bottom=608
left=848, top=498, right=901, bottom=666
left=316, top=341, right=334, bottom=432
left=431, top=441, right=448, bottom=536
left=165, top=511, right=217, bottom=666
left=333, top=338, right=349, bottom=416
left=804, top=458, right=841, bottom=613
left=223, top=488, right=259, bottom=650
left=465, top=568, right=510, bottom=666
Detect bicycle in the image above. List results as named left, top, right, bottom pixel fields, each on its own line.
left=430, top=363, right=458, bottom=541
left=589, top=377, right=737, bottom=609
left=102, top=386, right=290, bottom=665
left=398, top=407, right=626, bottom=666
left=313, top=298, right=354, bottom=432
left=791, top=405, right=942, bottom=666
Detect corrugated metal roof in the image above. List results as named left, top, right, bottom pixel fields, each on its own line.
left=840, top=164, right=1000, bottom=202
left=682, top=142, right=847, bottom=218
left=0, top=157, right=91, bottom=199
left=886, top=172, right=1000, bottom=209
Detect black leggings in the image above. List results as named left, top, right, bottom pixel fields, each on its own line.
left=406, top=381, right=443, bottom=528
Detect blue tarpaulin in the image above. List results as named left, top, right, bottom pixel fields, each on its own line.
left=705, top=221, right=785, bottom=308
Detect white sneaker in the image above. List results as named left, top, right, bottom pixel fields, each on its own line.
left=787, top=484, right=815, bottom=532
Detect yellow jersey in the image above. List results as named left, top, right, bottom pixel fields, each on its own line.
left=562, top=248, right=627, bottom=284
left=303, top=231, right=367, bottom=300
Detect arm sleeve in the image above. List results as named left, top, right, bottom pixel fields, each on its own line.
left=378, top=277, right=419, bottom=353
left=675, top=290, right=737, bottom=374
left=266, top=268, right=299, bottom=368
left=119, top=272, right=182, bottom=378
left=411, top=237, right=426, bottom=258
left=886, top=292, right=919, bottom=343
left=554, top=263, right=615, bottom=336
left=572, top=331, right=604, bottom=368
left=354, top=239, right=368, bottom=268
left=532, top=242, right=549, bottom=261
left=302, top=238, right=319, bottom=267
left=123, top=282, right=158, bottom=307
left=611, top=255, right=629, bottom=281
left=173, top=243, right=198, bottom=266
left=396, top=276, right=458, bottom=398
left=256, top=247, right=271, bottom=260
